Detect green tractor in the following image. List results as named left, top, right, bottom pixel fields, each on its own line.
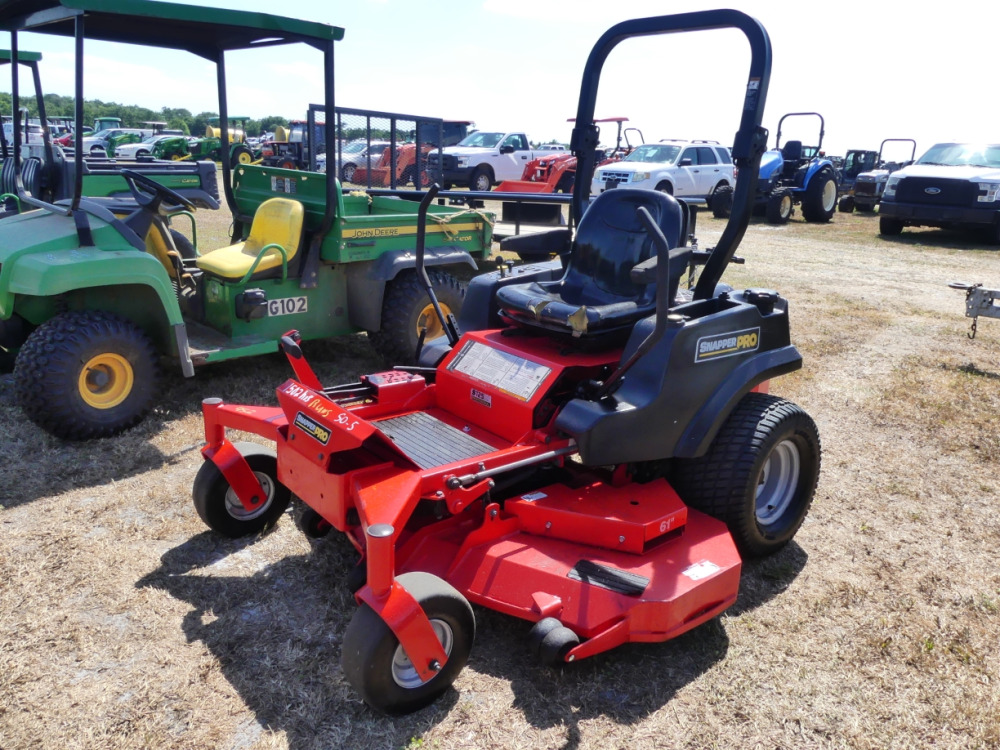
left=152, top=116, right=257, bottom=164
left=0, top=0, right=493, bottom=441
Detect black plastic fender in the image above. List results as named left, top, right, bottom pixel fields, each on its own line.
left=344, top=247, right=478, bottom=332
left=555, top=290, right=802, bottom=466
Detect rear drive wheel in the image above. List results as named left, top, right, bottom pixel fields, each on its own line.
left=711, top=185, right=734, bottom=218
left=837, top=195, right=855, bottom=213
left=765, top=189, right=793, bottom=224
left=368, top=269, right=466, bottom=365
left=671, top=393, right=821, bottom=557
left=879, top=216, right=904, bottom=236
left=233, top=146, right=253, bottom=165
left=801, top=170, right=837, bottom=222
left=14, top=310, right=158, bottom=440
left=192, top=442, right=291, bottom=537
left=341, top=572, right=475, bottom=714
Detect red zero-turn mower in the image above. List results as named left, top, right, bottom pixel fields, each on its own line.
left=192, top=10, right=820, bottom=714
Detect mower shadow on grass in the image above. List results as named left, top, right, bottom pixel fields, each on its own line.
left=136, top=530, right=464, bottom=748
left=136, top=532, right=808, bottom=746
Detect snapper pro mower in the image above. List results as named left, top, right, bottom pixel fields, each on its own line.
left=192, top=10, right=820, bottom=714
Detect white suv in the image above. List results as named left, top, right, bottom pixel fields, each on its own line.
left=591, top=139, right=735, bottom=202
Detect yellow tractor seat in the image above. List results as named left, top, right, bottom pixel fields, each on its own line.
left=196, top=198, right=305, bottom=281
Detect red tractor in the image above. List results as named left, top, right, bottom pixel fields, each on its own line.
left=495, top=116, right=642, bottom=195
left=353, top=142, right=431, bottom=187
left=191, top=10, right=819, bottom=715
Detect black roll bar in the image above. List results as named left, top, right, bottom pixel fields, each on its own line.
left=568, top=9, right=772, bottom=301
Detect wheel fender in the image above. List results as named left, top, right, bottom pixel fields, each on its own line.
left=674, top=345, right=803, bottom=458
left=345, top=248, right=477, bottom=331
left=0, top=248, right=181, bottom=330
left=803, top=160, right=834, bottom=186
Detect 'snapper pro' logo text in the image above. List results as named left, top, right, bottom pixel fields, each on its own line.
left=695, top=327, right=760, bottom=362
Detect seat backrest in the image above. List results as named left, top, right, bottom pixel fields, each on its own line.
left=782, top=140, right=803, bottom=161
left=562, top=188, right=683, bottom=305
left=242, top=197, right=305, bottom=263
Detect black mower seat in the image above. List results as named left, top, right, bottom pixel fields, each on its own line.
left=495, top=188, right=687, bottom=340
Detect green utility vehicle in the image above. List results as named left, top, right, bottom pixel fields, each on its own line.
left=0, top=0, right=494, bottom=441
left=152, top=116, right=257, bottom=164
left=1, top=49, right=220, bottom=219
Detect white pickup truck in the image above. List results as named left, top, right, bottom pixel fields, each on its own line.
left=424, top=131, right=535, bottom=191
left=878, top=142, right=1000, bottom=243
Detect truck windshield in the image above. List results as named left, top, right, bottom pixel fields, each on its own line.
left=457, top=132, right=503, bottom=148
left=623, top=144, right=681, bottom=163
left=917, top=143, right=1000, bottom=169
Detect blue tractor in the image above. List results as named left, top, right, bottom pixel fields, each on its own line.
left=715, top=112, right=838, bottom=224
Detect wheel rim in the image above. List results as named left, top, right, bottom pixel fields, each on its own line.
left=391, top=618, right=454, bottom=689
left=475, top=175, right=490, bottom=191
left=224, top=470, right=275, bottom=521
left=78, top=353, right=133, bottom=409
left=780, top=194, right=792, bottom=219
left=343, top=165, right=355, bottom=182
left=755, top=438, right=801, bottom=527
left=416, top=301, right=453, bottom=341
left=238, top=151, right=252, bottom=164
left=821, top=179, right=837, bottom=211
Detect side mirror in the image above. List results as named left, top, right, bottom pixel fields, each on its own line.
left=499, top=145, right=515, bottom=154
left=678, top=158, right=693, bottom=167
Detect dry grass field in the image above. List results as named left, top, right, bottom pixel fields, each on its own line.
left=2, top=193, right=1000, bottom=749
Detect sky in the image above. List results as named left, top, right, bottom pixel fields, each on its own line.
left=1, top=0, right=992, bottom=159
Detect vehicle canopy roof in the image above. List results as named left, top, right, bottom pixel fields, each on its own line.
left=0, top=48, right=41, bottom=62
left=0, top=0, right=343, bottom=235
left=0, top=0, right=344, bottom=56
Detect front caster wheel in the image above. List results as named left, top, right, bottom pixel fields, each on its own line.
left=341, top=572, right=475, bottom=714
left=192, top=442, right=291, bottom=537
left=671, top=393, right=821, bottom=557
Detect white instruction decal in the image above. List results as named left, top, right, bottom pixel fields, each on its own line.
left=682, top=560, right=721, bottom=581
left=449, top=341, right=551, bottom=401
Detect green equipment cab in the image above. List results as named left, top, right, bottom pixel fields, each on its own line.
left=0, top=0, right=493, bottom=441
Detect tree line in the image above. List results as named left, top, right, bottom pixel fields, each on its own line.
left=0, top=92, right=289, bottom=136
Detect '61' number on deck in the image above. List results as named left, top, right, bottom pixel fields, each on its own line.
left=268, top=296, right=308, bottom=316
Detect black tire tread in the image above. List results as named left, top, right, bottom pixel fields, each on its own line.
left=14, top=310, right=158, bottom=440
left=671, top=393, right=821, bottom=557
left=341, top=571, right=474, bottom=714
left=711, top=185, right=734, bottom=219
left=192, top=443, right=290, bottom=537
left=801, top=170, right=836, bottom=223
left=368, top=269, right=466, bottom=365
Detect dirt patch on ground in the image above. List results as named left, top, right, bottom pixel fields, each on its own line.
left=2, top=211, right=999, bottom=749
